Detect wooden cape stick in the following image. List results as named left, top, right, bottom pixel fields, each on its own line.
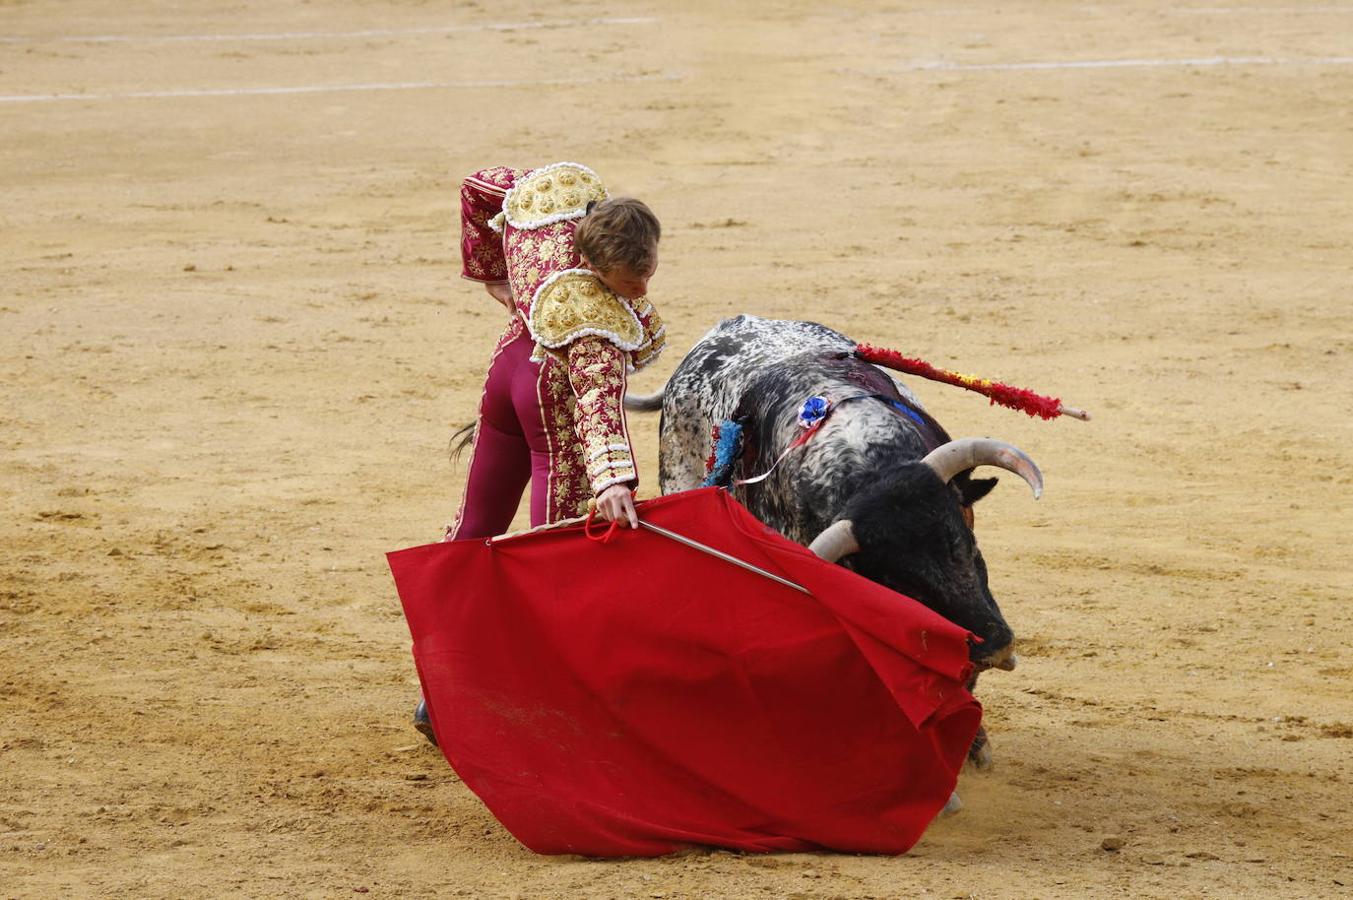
left=854, top=343, right=1091, bottom=422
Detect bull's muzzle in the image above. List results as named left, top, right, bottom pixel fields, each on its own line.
left=980, top=643, right=1018, bottom=672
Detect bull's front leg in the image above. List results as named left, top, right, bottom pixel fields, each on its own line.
left=965, top=669, right=995, bottom=770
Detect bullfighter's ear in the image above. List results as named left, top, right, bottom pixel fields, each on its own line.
left=957, top=476, right=998, bottom=507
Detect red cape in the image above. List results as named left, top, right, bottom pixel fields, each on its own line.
left=387, top=487, right=980, bottom=856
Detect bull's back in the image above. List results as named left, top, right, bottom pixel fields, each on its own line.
left=657, top=316, right=855, bottom=492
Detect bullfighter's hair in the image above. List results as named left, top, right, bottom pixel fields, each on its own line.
left=575, top=198, right=661, bottom=277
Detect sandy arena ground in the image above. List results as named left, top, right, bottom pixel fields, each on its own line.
left=2, top=1, right=1351, bottom=896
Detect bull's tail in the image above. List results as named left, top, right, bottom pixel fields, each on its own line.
left=624, top=386, right=666, bottom=412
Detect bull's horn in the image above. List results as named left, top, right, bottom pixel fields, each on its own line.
left=922, top=438, right=1043, bottom=499
left=808, top=519, right=859, bottom=563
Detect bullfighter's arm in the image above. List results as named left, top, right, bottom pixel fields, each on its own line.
left=567, top=337, right=638, bottom=495
left=459, top=166, right=521, bottom=285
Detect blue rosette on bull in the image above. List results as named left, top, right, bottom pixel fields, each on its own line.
left=797, top=395, right=830, bottom=430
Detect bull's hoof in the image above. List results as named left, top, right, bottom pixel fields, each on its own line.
left=940, top=792, right=963, bottom=817
left=413, top=699, right=438, bottom=747
left=967, top=728, right=994, bottom=770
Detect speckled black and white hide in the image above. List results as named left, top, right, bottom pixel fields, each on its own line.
left=632, top=314, right=1024, bottom=771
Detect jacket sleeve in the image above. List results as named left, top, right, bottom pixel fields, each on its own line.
left=459, top=166, right=521, bottom=284
left=566, top=336, right=638, bottom=495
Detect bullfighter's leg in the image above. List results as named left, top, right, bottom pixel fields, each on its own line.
left=509, top=349, right=553, bottom=528
left=446, top=333, right=535, bottom=540
left=450, top=418, right=530, bottom=539
left=416, top=334, right=533, bottom=745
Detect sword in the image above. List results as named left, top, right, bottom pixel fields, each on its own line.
left=637, top=520, right=811, bottom=595
left=486, top=509, right=812, bottom=595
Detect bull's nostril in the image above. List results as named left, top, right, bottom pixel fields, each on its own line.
left=982, top=643, right=1017, bottom=672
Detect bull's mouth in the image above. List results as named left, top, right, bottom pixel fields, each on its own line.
left=973, top=643, right=1018, bottom=672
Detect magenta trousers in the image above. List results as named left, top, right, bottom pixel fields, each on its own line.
left=452, top=331, right=553, bottom=539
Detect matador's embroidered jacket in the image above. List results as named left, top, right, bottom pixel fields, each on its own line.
left=459, top=162, right=666, bottom=523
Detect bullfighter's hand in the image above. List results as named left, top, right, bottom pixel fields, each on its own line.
left=485, top=282, right=514, bottom=312
left=595, top=483, right=639, bottom=529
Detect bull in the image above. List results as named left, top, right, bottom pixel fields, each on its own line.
left=629, top=315, right=1045, bottom=778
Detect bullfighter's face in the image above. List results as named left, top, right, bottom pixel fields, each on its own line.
left=590, top=257, right=657, bottom=301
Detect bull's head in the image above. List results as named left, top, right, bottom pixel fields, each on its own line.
left=807, top=438, right=1042, bottom=670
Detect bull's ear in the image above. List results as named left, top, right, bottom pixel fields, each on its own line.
left=958, top=476, right=998, bottom=506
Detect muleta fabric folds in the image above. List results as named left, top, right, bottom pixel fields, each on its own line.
left=387, top=487, right=981, bottom=857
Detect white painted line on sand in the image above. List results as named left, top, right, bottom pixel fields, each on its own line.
left=0, top=72, right=679, bottom=105
left=0, top=16, right=656, bottom=46
left=863, top=55, right=1353, bottom=73
left=1171, top=6, right=1353, bottom=14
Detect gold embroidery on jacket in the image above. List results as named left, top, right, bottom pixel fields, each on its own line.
left=529, top=272, right=644, bottom=351
left=504, top=163, right=608, bottom=230
left=567, top=338, right=635, bottom=494
left=631, top=304, right=666, bottom=372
